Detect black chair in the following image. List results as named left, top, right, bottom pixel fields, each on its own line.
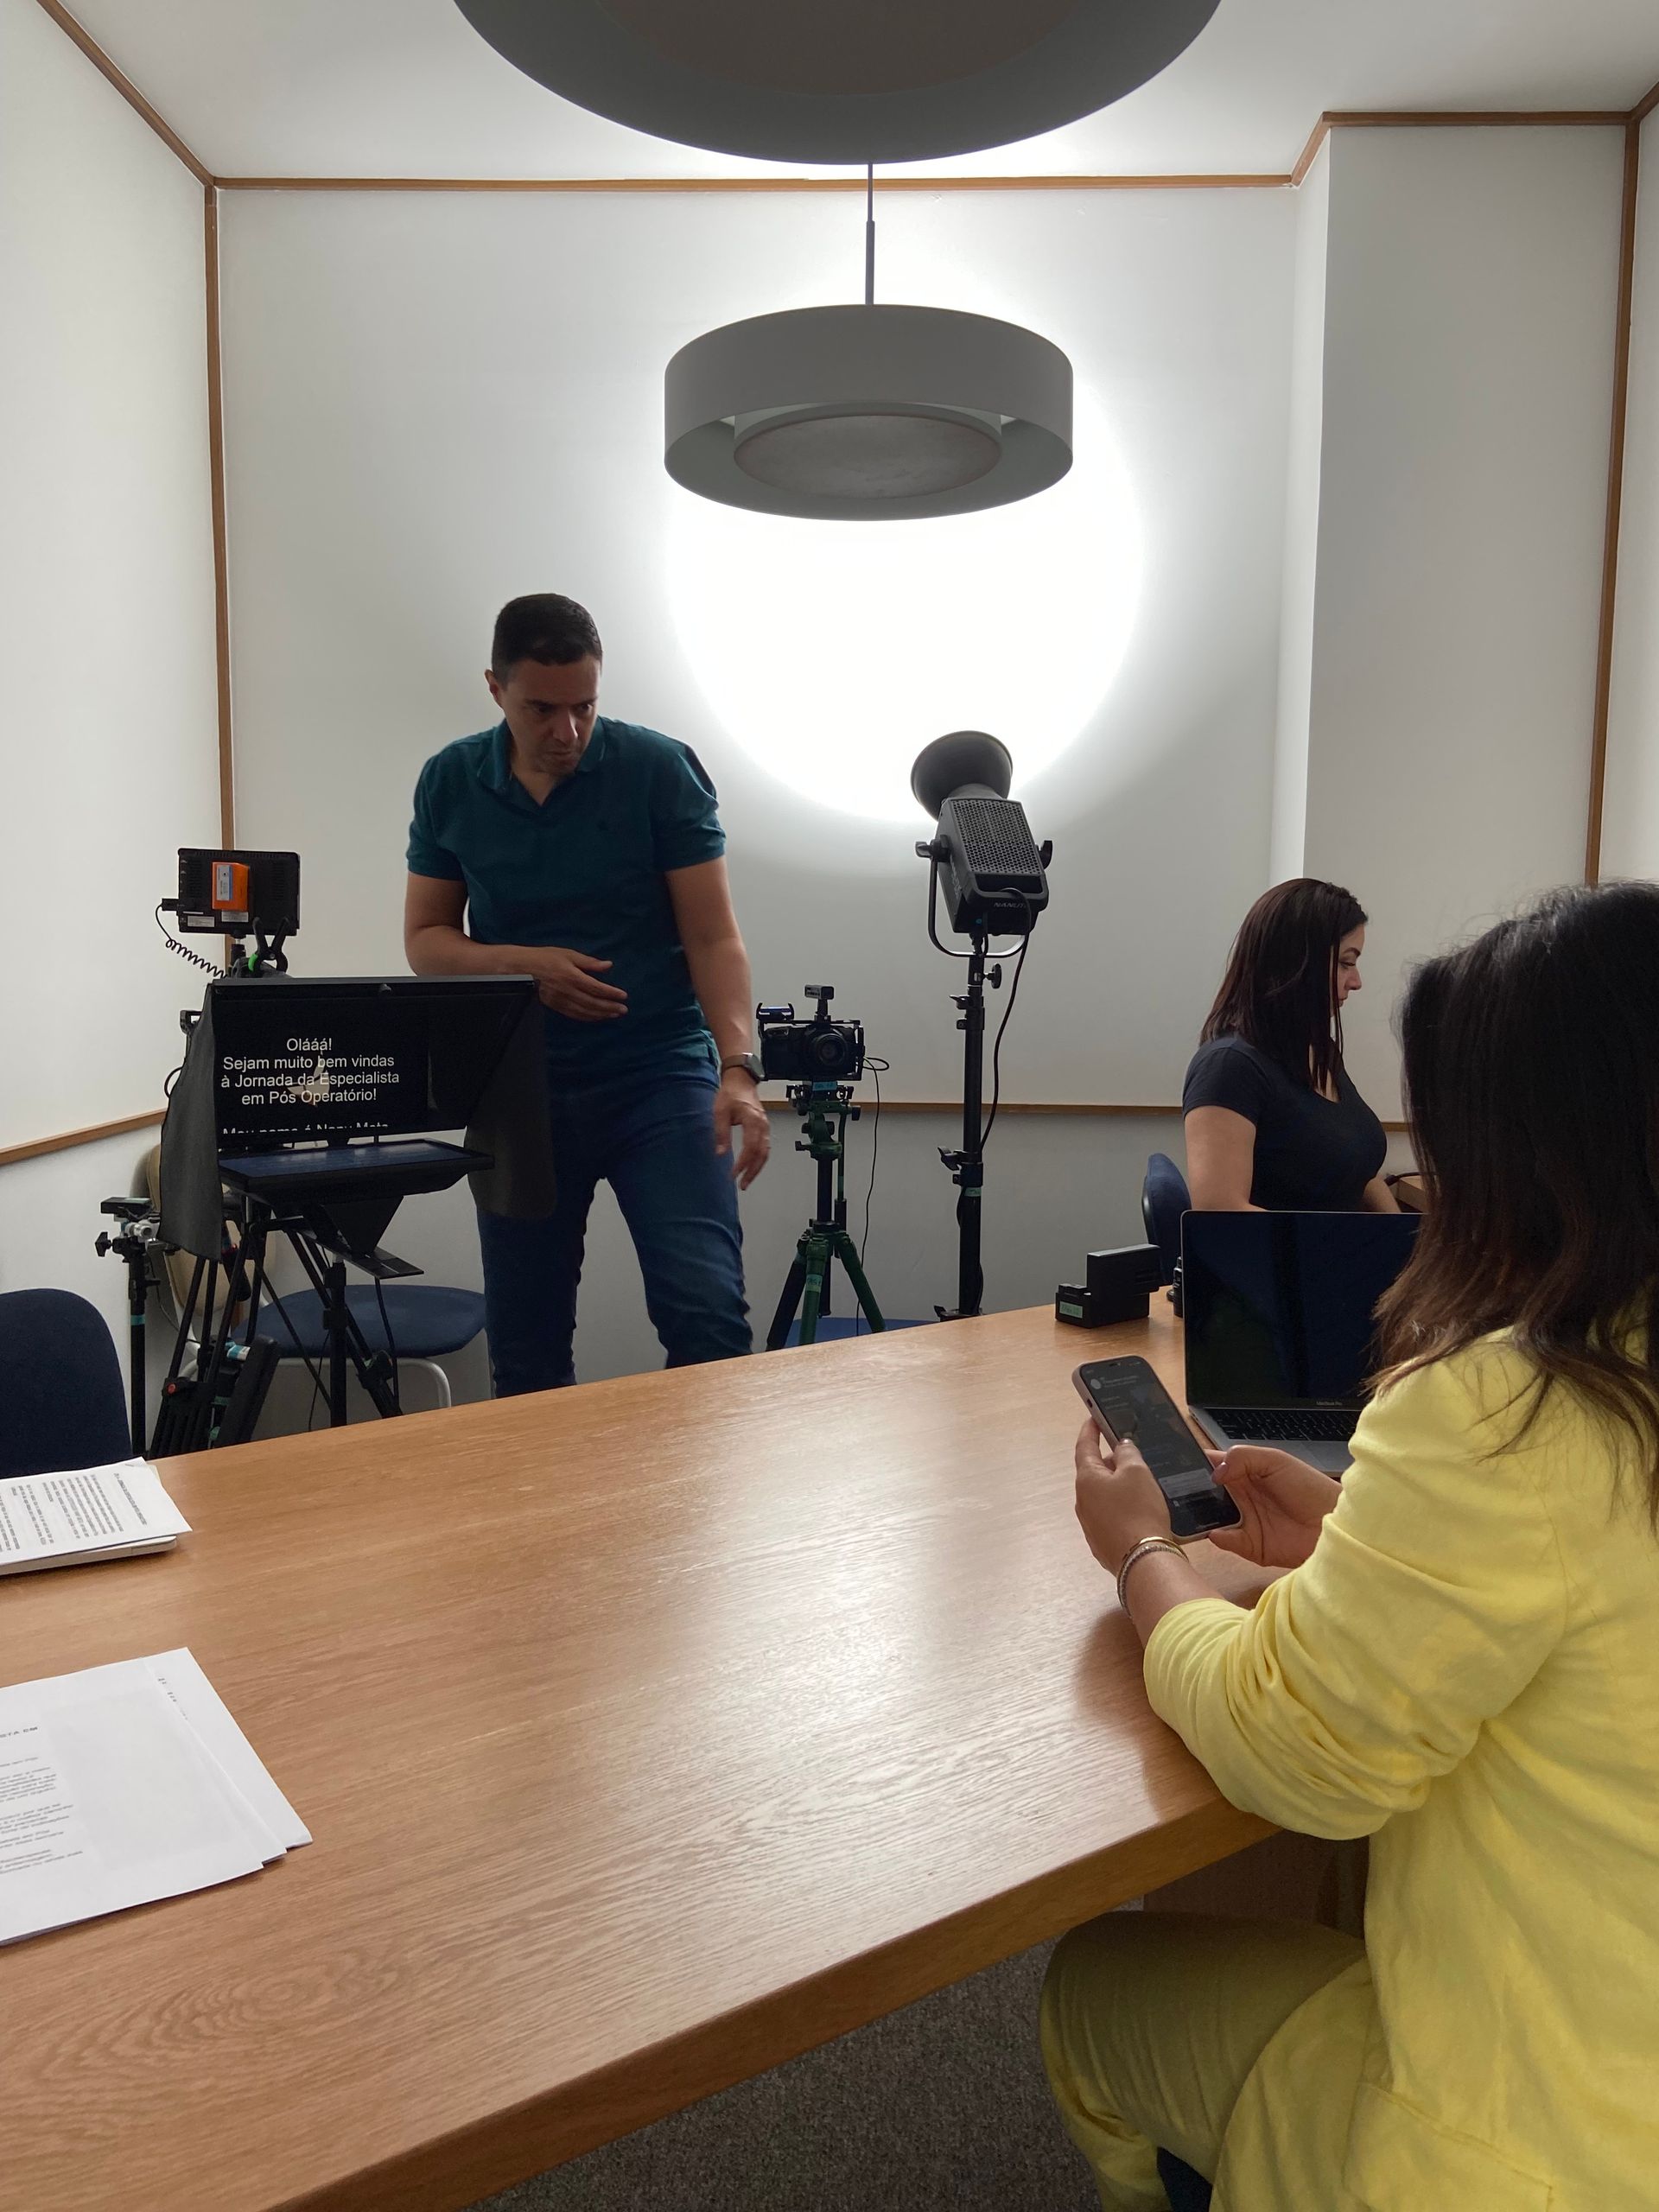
left=1157, top=2149, right=1214, bottom=2210
left=0, top=1288, right=131, bottom=1479
left=1141, top=1151, right=1192, bottom=1307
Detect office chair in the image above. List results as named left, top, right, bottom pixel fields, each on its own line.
left=0, top=1288, right=131, bottom=1479
left=139, top=1147, right=484, bottom=1414
left=1141, top=1152, right=1191, bottom=1312
left=1158, top=2150, right=1213, bottom=2209
left=251, top=1283, right=486, bottom=1408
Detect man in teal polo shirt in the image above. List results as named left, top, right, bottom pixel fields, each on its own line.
left=404, top=593, right=769, bottom=1391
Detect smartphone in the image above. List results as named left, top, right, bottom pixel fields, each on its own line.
left=1072, top=1355, right=1243, bottom=1541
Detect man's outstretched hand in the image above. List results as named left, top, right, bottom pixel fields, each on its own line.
left=715, top=1074, right=771, bottom=1189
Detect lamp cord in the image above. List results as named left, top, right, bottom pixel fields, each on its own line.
left=856, top=1057, right=890, bottom=1332
left=980, top=934, right=1031, bottom=1149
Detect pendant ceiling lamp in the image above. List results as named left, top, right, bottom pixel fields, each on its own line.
left=452, top=0, right=1221, bottom=167
left=665, top=174, right=1071, bottom=520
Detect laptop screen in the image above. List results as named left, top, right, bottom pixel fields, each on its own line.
left=1182, top=1211, right=1420, bottom=1409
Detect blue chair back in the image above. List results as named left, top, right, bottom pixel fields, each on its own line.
left=0, top=1289, right=131, bottom=1478
left=1141, top=1153, right=1191, bottom=1287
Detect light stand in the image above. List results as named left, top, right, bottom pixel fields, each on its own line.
left=95, top=1198, right=161, bottom=1456
left=916, top=856, right=1004, bottom=1319
left=912, top=731, right=1052, bottom=1323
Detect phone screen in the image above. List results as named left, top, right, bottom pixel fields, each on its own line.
left=1078, top=1357, right=1241, bottom=1536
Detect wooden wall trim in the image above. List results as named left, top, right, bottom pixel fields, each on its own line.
left=29, top=0, right=210, bottom=183
left=210, top=171, right=1293, bottom=195
left=1585, top=117, right=1643, bottom=884
left=1290, top=116, right=1332, bottom=189
left=1291, top=105, right=1631, bottom=191
left=22, top=4, right=1654, bottom=199
left=0, top=1113, right=165, bottom=1172
left=0, top=1101, right=1161, bottom=1172
left=1319, top=107, right=1626, bottom=129
left=217, top=109, right=1633, bottom=200
left=204, top=184, right=235, bottom=848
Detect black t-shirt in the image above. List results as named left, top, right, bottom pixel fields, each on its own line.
left=1181, top=1034, right=1386, bottom=1211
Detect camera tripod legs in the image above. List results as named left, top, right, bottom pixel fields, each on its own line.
left=766, top=1224, right=887, bottom=1349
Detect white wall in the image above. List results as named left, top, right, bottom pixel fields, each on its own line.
left=1270, top=141, right=1330, bottom=883
left=1602, top=112, right=1659, bottom=880
left=0, top=0, right=219, bottom=1415
left=0, top=1129, right=181, bottom=1425
left=0, top=78, right=1638, bottom=1415
left=218, top=185, right=1296, bottom=1114
left=213, top=155, right=1628, bottom=1394
left=210, top=182, right=1299, bottom=1389
left=1284, top=126, right=1624, bottom=1109
left=0, top=0, right=220, bottom=1150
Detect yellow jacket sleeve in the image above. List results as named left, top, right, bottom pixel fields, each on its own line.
left=1143, top=1350, right=1570, bottom=1840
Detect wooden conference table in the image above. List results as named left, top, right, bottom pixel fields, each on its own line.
left=3, top=1303, right=1272, bottom=2212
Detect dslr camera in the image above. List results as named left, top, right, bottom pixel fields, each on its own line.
left=756, top=985, right=865, bottom=1084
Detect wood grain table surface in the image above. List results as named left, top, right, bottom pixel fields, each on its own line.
left=2, top=1303, right=1269, bottom=2212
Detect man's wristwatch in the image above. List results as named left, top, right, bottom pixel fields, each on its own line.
left=721, top=1052, right=764, bottom=1084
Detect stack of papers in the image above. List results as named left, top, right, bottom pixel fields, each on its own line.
left=0, top=1649, right=310, bottom=1945
left=0, top=1459, right=191, bottom=1575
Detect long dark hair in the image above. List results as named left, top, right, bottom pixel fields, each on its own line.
left=1202, top=879, right=1367, bottom=1094
left=1376, top=882, right=1659, bottom=1514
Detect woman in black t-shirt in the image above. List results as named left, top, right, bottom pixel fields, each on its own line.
left=1182, top=879, right=1399, bottom=1212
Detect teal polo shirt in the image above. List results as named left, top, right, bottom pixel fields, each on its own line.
left=407, top=715, right=726, bottom=1083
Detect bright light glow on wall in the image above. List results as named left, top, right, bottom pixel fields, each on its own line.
left=666, top=389, right=1141, bottom=823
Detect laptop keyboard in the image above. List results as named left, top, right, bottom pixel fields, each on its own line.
left=1209, top=1407, right=1356, bottom=1442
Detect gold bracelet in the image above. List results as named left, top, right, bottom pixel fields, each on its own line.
left=1116, top=1535, right=1185, bottom=1610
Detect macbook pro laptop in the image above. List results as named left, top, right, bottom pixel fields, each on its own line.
left=1182, top=1211, right=1420, bottom=1472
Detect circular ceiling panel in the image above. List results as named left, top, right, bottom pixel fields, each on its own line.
left=601, top=0, right=1078, bottom=99
left=452, top=0, right=1224, bottom=165
left=733, top=410, right=1004, bottom=499
left=665, top=305, right=1072, bottom=520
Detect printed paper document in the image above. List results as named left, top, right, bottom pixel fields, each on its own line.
left=0, top=1459, right=190, bottom=1574
left=0, top=1650, right=308, bottom=1944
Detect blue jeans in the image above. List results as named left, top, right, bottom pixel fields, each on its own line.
left=476, top=1064, right=749, bottom=1394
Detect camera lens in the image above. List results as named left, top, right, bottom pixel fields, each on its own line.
left=806, top=1028, right=848, bottom=1074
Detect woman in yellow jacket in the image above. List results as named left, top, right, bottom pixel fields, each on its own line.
left=1044, top=881, right=1659, bottom=2212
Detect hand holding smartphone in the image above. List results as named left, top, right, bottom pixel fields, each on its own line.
left=1072, top=1355, right=1243, bottom=1541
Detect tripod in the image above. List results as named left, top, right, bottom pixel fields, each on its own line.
left=766, top=1082, right=887, bottom=1348
left=238, top=1202, right=404, bottom=1429
left=152, top=1198, right=404, bottom=1453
